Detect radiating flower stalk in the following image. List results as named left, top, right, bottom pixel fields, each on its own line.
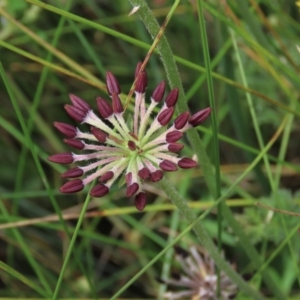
left=161, top=246, right=238, bottom=300
left=48, top=62, right=211, bottom=211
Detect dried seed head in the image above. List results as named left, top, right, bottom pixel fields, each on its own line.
left=163, top=246, right=238, bottom=299
left=106, top=72, right=121, bottom=95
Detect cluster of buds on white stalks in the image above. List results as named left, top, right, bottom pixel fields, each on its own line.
left=48, top=63, right=211, bottom=211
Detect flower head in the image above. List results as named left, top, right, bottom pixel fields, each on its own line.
left=48, top=63, right=211, bottom=211
left=161, top=246, right=237, bottom=300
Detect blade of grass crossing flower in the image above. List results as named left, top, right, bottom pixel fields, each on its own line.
left=128, top=0, right=217, bottom=195
left=124, top=0, right=180, bottom=109
left=127, top=1, right=287, bottom=297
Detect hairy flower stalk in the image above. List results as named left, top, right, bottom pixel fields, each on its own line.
left=161, top=246, right=238, bottom=300
left=48, top=63, right=211, bottom=211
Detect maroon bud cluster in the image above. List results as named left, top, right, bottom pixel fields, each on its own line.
left=48, top=62, right=212, bottom=212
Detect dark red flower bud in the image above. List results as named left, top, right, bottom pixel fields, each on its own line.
left=128, top=140, right=137, bottom=151
left=157, top=107, right=175, bottom=126
left=97, top=97, right=113, bottom=119
left=166, top=130, right=183, bottom=143
left=149, top=170, right=163, bottom=182
left=60, top=179, right=84, bottom=193
left=63, top=139, right=85, bottom=150
left=90, top=184, right=109, bottom=197
left=61, top=167, right=83, bottom=178
left=151, top=81, right=165, bottom=103
left=112, top=94, right=123, bottom=113
left=159, top=160, right=178, bottom=171
left=48, top=152, right=74, bottom=164
left=64, top=104, right=87, bottom=122
left=135, top=192, right=147, bottom=211
left=69, top=94, right=90, bottom=112
left=135, top=62, right=142, bottom=78
left=125, top=172, right=132, bottom=185
left=90, top=126, right=107, bottom=143
left=168, top=143, right=184, bottom=152
left=106, top=72, right=121, bottom=95
left=135, top=70, right=148, bottom=93
left=178, top=157, right=198, bottom=169
left=189, top=107, right=211, bottom=127
left=174, top=111, right=190, bottom=130
left=138, top=167, right=150, bottom=179
left=126, top=182, right=139, bottom=197
left=54, top=122, right=77, bottom=138
left=100, top=171, right=114, bottom=182
left=165, top=88, right=179, bottom=107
